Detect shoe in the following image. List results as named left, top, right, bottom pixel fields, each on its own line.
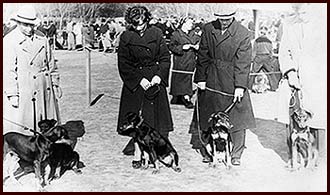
left=202, top=156, right=212, bottom=163
left=231, top=158, right=241, bottom=166
left=200, top=148, right=212, bottom=163
left=132, top=160, right=142, bottom=169
left=182, top=97, right=194, bottom=109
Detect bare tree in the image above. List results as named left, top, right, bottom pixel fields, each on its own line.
left=53, top=3, right=76, bottom=29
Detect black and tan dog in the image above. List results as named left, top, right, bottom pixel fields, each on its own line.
left=38, top=119, right=58, bottom=134
left=118, top=112, right=181, bottom=174
left=3, top=125, right=68, bottom=187
left=202, top=111, right=232, bottom=168
left=289, top=108, right=318, bottom=170
left=47, top=143, right=82, bottom=183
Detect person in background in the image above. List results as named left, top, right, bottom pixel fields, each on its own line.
left=67, top=18, right=76, bottom=50
left=248, top=24, right=281, bottom=92
left=112, top=21, right=126, bottom=53
left=99, top=18, right=111, bottom=52
left=116, top=6, right=173, bottom=169
left=168, top=17, right=200, bottom=109
left=189, top=4, right=256, bottom=166
left=73, top=18, right=83, bottom=49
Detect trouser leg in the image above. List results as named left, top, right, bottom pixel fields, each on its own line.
left=230, top=129, right=246, bottom=159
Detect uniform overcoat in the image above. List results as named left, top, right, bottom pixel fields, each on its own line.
left=3, top=28, right=60, bottom=133
left=116, top=25, right=173, bottom=136
left=168, top=29, right=200, bottom=96
left=192, top=19, right=256, bottom=135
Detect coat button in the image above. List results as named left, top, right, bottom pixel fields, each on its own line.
left=33, top=76, right=37, bottom=79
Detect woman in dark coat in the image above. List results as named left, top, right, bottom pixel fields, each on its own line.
left=116, top=6, right=173, bottom=169
left=189, top=6, right=256, bottom=166
left=168, top=17, right=201, bottom=109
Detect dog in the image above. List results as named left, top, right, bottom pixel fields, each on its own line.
left=3, top=132, right=53, bottom=187
left=47, top=143, right=82, bottom=183
left=38, top=119, right=58, bottom=134
left=202, top=111, right=232, bottom=168
left=252, top=71, right=270, bottom=93
left=118, top=112, right=181, bottom=174
left=3, top=125, right=69, bottom=187
left=289, top=108, right=318, bottom=170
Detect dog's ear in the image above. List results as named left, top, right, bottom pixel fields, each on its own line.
left=60, top=127, right=70, bottom=139
left=50, top=119, right=57, bottom=127
left=38, top=120, right=45, bottom=128
left=304, top=108, right=313, bottom=119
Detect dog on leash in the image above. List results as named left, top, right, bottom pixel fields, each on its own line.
left=3, top=132, right=54, bottom=187
left=118, top=112, right=181, bottom=174
left=202, top=111, right=232, bottom=168
left=38, top=119, right=58, bottom=134
left=47, top=143, right=82, bottom=183
left=3, top=123, right=69, bottom=187
left=289, top=108, right=318, bottom=170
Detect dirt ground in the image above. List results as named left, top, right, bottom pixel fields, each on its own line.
left=3, top=50, right=327, bottom=192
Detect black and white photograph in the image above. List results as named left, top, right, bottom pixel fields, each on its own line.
left=2, top=3, right=327, bottom=192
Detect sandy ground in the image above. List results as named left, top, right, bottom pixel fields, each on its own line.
left=3, top=50, right=327, bottom=192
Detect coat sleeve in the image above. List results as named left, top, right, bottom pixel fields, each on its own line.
left=117, top=33, right=144, bottom=91
left=194, top=27, right=211, bottom=83
left=45, top=37, right=60, bottom=87
left=3, top=37, right=18, bottom=97
left=234, top=33, right=252, bottom=89
left=278, top=21, right=298, bottom=76
left=168, top=32, right=184, bottom=55
left=155, top=29, right=171, bottom=87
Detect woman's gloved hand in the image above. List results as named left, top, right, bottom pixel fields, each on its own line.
left=140, top=78, right=152, bottom=91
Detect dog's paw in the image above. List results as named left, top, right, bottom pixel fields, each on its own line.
left=141, top=164, right=149, bottom=170
left=287, top=165, right=300, bottom=172
left=40, top=180, right=47, bottom=188
left=152, top=169, right=160, bottom=174
left=73, top=168, right=82, bottom=174
left=173, top=167, right=182, bottom=173
left=208, top=163, right=216, bottom=168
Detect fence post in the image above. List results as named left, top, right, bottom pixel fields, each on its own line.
left=85, top=46, right=92, bottom=105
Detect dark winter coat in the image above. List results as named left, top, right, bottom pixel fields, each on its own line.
left=168, top=29, right=200, bottom=96
left=117, top=25, right=173, bottom=135
left=193, top=19, right=256, bottom=133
